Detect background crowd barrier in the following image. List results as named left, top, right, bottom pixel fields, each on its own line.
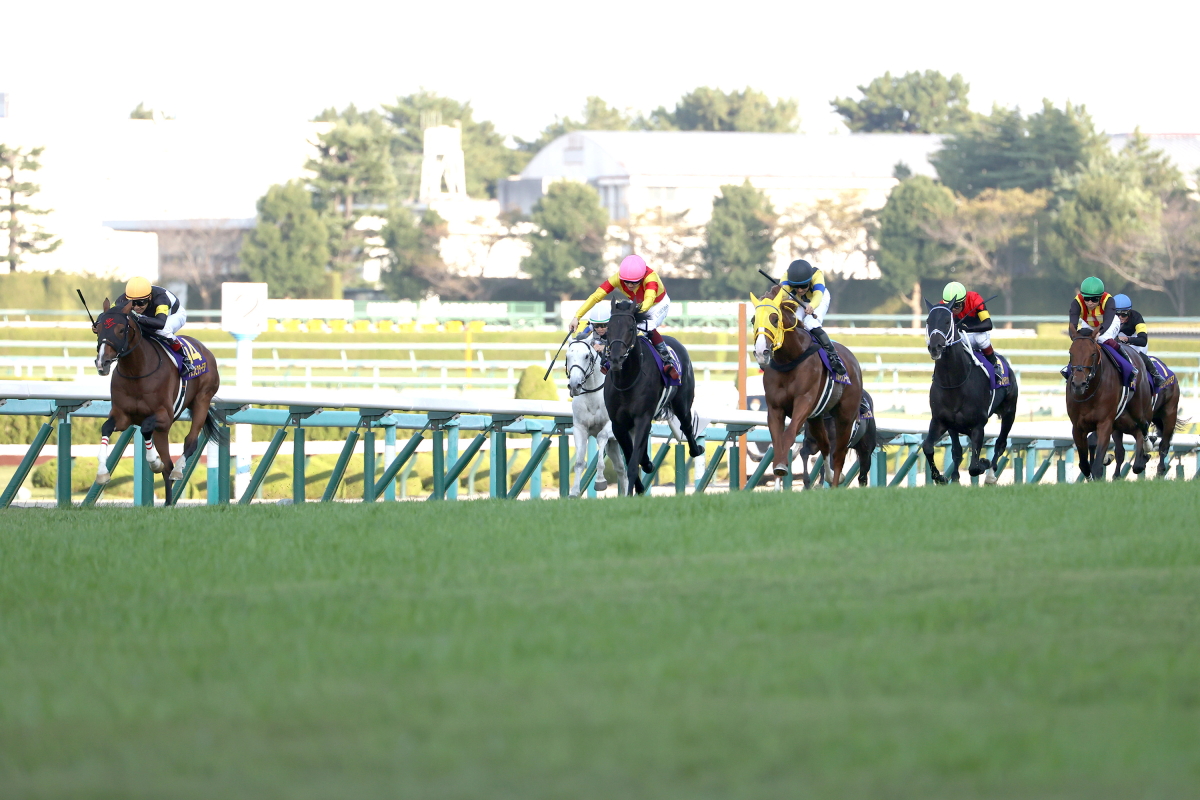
left=3, top=382, right=1198, bottom=509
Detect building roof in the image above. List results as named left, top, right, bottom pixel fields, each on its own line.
left=520, top=131, right=946, bottom=182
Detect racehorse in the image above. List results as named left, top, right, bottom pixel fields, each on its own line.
left=797, top=390, right=877, bottom=488
left=92, top=299, right=222, bottom=505
left=922, top=303, right=1018, bottom=484
left=565, top=337, right=626, bottom=496
left=1065, top=328, right=1151, bottom=480
left=604, top=299, right=704, bottom=495
left=751, top=284, right=863, bottom=487
left=1110, top=365, right=1185, bottom=477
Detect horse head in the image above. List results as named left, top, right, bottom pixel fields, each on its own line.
left=93, top=299, right=139, bottom=375
left=605, top=299, right=638, bottom=370
left=1066, top=328, right=1101, bottom=398
left=565, top=339, right=599, bottom=397
left=750, top=285, right=799, bottom=368
left=925, top=303, right=957, bottom=361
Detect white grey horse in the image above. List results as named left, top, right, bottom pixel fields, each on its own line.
left=566, top=338, right=626, bottom=496
left=565, top=338, right=708, bottom=496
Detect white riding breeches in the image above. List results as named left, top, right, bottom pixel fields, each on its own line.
left=1080, top=316, right=1120, bottom=344
left=1128, top=343, right=1148, bottom=356
left=801, top=290, right=830, bottom=332
left=637, top=295, right=670, bottom=333
left=966, top=331, right=991, bottom=351
left=159, top=310, right=187, bottom=340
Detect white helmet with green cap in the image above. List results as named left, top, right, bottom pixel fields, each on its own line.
left=589, top=301, right=611, bottom=325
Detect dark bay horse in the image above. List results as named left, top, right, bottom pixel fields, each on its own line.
left=93, top=299, right=222, bottom=504
left=1065, top=328, right=1151, bottom=480
left=923, top=303, right=1018, bottom=484
left=798, top=390, right=877, bottom=488
left=1110, top=365, right=1184, bottom=478
left=751, top=285, right=863, bottom=487
left=604, top=299, right=704, bottom=495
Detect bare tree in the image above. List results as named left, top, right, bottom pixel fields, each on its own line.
left=922, top=188, right=1050, bottom=319
left=620, top=207, right=704, bottom=279
left=777, top=192, right=871, bottom=313
left=158, top=222, right=247, bottom=308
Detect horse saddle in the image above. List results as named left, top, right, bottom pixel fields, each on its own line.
left=1100, top=342, right=1139, bottom=391
left=969, top=350, right=1012, bottom=391
left=154, top=335, right=209, bottom=380
left=641, top=336, right=682, bottom=388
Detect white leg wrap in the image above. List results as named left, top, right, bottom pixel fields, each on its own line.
left=96, top=438, right=111, bottom=483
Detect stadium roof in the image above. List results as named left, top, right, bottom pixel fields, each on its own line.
left=520, top=131, right=946, bottom=182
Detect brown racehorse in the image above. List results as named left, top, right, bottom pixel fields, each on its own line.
left=751, top=285, right=863, bottom=487
left=92, top=299, right=222, bottom=505
left=1065, top=328, right=1151, bottom=480
left=1110, top=356, right=1184, bottom=478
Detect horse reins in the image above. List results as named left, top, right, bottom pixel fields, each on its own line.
left=99, top=313, right=165, bottom=381
left=1067, top=338, right=1101, bottom=401
left=927, top=306, right=973, bottom=390
left=605, top=309, right=642, bottom=393
left=567, top=342, right=603, bottom=395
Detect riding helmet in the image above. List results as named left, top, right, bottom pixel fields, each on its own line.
left=1080, top=276, right=1105, bottom=299
left=125, top=276, right=153, bottom=300
left=618, top=254, right=648, bottom=282
left=1113, top=294, right=1132, bottom=311
left=783, top=259, right=816, bottom=288
left=942, top=281, right=967, bottom=305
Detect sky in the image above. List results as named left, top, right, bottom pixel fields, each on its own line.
left=5, top=0, right=1199, bottom=141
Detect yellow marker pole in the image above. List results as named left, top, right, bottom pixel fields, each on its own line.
left=737, top=301, right=747, bottom=488
left=465, top=329, right=472, bottom=379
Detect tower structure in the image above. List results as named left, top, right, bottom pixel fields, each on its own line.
left=418, top=123, right=467, bottom=202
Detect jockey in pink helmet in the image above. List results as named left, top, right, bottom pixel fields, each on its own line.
left=570, top=254, right=677, bottom=380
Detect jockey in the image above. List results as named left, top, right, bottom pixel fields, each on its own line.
left=574, top=304, right=610, bottom=355
left=780, top=258, right=846, bottom=376
left=570, top=254, right=678, bottom=380
left=1064, top=276, right=1135, bottom=382
left=1114, top=293, right=1163, bottom=385
left=942, top=281, right=1000, bottom=370
left=114, top=277, right=195, bottom=372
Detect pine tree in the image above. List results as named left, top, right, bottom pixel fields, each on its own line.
left=240, top=182, right=331, bottom=298
left=521, top=181, right=609, bottom=298
left=0, top=144, right=61, bottom=273
left=700, top=180, right=778, bottom=299
left=831, top=71, right=974, bottom=133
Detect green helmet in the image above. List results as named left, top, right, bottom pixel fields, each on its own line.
left=1080, top=276, right=1105, bottom=297
left=942, top=281, right=967, bottom=304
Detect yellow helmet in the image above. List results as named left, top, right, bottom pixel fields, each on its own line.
left=125, top=277, right=152, bottom=300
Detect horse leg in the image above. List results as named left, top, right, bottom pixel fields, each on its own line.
left=948, top=433, right=965, bottom=484
left=604, top=430, right=628, bottom=496
left=768, top=406, right=792, bottom=479
left=1072, top=425, right=1092, bottom=481
left=826, top=412, right=855, bottom=488
left=987, top=398, right=1017, bottom=486
left=181, top=394, right=212, bottom=469
left=612, top=424, right=639, bottom=496
left=1130, top=422, right=1149, bottom=475
left=1157, top=394, right=1178, bottom=477
left=153, top=428, right=175, bottom=505
left=95, top=414, right=125, bottom=485
left=1091, top=420, right=1114, bottom=481
left=140, top=416, right=164, bottom=473
left=1110, top=432, right=1126, bottom=480
left=966, top=425, right=988, bottom=477
left=570, top=425, right=588, bottom=497
left=796, top=428, right=813, bottom=490
left=922, top=418, right=948, bottom=485
left=630, top=416, right=653, bottom=495
left=805, top=420, right=832, bottom=489
left=592, top=425, right=610, bottom=493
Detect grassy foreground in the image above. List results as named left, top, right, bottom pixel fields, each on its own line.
left=2, top=483, right=1199, bottom=799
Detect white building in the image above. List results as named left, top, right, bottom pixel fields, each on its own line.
left=500, top=131, right=945, bottom=224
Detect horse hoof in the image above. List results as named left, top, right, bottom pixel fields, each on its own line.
left=984, top=470, right=998, bottom=486
left=149, top=459, right=164, bottom=473
left=95, top=471, right=110, bottom=486
left=772, top=466, right=788, bottom=477
left=689, top=445, right=705, bottom=458
left=1103, top=453, right=1114, bottom=466
left=169, top=467, right=183, bottom=481
left=594, top=479, right=608, bottom=492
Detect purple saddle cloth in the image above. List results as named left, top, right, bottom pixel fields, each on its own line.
left=1147, top=356, right=1176, bottom=395
left=158, top=335, right=209, bottom=381
left=970, top=350, right=1013, bottom=391
left=817, top=346, right=852, bottom=386
left=642, top=337, right=682, bottom=388
left=1101, top=341, right=1138, bottom=391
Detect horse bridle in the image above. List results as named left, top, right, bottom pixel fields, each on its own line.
left=926, top=305, right=963, bottom=352
left=96, top=312, right=163, bottom=380
left=604, top=307, right=642, bottom=392
left=566, top=340, right=603, bottom=395
left=1067, top=336, right=1101, bottom=400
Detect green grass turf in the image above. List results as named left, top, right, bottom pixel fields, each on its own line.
left=2, top=482, right=1199, bottom=799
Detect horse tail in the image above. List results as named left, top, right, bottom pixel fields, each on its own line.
left=204, top=407, right=229, bottom=445
left=1174, top=416, right=1190, bottom=433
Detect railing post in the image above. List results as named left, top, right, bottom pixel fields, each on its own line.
left=383, top=423, right=397, bottom=501
left=873, top=447, right=887, bottom=487
left=724, top=424, right=753, bottom=492
left=357, top=410, right=389, bottom=503
left=289, top=406, right=319, bottom=504
left=555, top=416, right=573, bottom=498
left=82, top=426, right=135, bottom=507
left=526, top=420, right=544, bottom=499
left=426, top=411, right=459, bottom=501
left=489, top=414, right=520, bottom=499
left=675, top=443, right=687, bottom=494
left=1, top=420, right=53, bottom=508
left=54, top=401, right=86, bottom=508
left=133, top=427, right=153, bottom=507
left=586, top=436, right=598, bottom=498
left=446, top=421, right=460, bottom=500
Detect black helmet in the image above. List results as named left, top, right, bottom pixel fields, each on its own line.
left=783, top=259, right=816, bottom=288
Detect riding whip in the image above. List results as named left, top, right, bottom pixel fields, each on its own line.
left=543, top=330, right=573, bottom=381
left=76, top=289, right=96, bottom=326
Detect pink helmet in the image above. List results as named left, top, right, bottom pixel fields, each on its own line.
left=618, top=254, right=648, bottom=282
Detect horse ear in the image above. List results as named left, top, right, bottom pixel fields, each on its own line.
left=102, top=298, right=111, bottom=311
left=749, top=292, right=758, bottom=305
left=923, top=297, right=935, bottom=310
left=120, top=301, right=133, bottom=315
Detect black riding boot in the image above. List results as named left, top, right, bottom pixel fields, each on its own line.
left=811, top=327, right=846, bottom=376
left=1143, top=353, right=1162, bottom=387
left=655, top=341, right=680, bottom=381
